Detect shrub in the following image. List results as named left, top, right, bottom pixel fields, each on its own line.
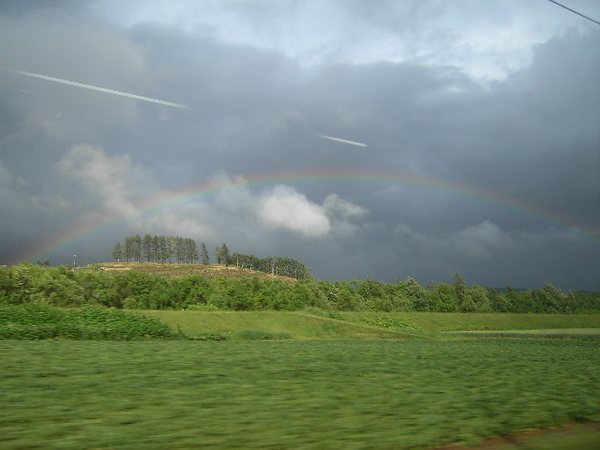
left=186, top=332, right=228, bottom=341
left=0, top=304, right=182, bottom=340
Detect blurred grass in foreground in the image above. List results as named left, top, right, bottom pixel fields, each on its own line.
left=1, top=339, right=598, bottom=449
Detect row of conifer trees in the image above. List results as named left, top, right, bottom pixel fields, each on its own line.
left=112, top=235, right=205, bottom=264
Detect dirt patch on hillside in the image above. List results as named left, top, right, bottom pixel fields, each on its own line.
left=101, top=265, right=132, bottom=271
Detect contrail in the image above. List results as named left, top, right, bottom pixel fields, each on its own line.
left=316, top=134, right=367, bottom=148
left=5, top=68, right=192, bottom=110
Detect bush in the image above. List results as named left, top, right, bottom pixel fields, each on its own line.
left=185, top=331, right=229, bottom=341
left=0, top=304, right=183, bottom=340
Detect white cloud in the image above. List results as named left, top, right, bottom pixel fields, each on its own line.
left=209, top=171, right=254, bottom=213
left=258, top=185, right=330, bottom=237
left=56, top=145, right=221, bottom=239
left=255, top=186, right=371, bottom=239
left=144, top=208, right=214, bottom=239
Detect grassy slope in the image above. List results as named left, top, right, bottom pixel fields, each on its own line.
left=147, top=311, right=422, bottom=340
left=147, top=310, right=600, bottom=340
left=339, top=311, right=600, bottom=333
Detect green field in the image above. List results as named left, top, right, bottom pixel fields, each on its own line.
left=2, top=311, right=599, bottom=448
left=146, top=310, right=425, bottom=340
left=338, top=311, right=600, bottom=333
left=1, top=338, right=599, bottom=449
left=146, top=310, right=600, bottom=339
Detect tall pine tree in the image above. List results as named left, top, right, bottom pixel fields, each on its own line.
left=112, top=242, right=123, bottom=262
left=201, top=242, right=210, bottom=264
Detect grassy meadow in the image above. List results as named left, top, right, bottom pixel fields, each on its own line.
left=146, top=309, right=600, bottom=339
left=146, top=310, right=425, bottom=340
left=1, top=338, right=599, bottom=449
left=338, top=311, right=600, bottom=332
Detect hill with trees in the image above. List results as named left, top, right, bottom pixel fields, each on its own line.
left=112, top=235, right=312, bottom=280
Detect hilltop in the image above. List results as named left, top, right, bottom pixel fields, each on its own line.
left=86, top=262, right=298, bottom=282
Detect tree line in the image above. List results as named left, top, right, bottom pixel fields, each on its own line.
left=112, top=236, right=312, bottom=280
left=112, top=235, right=201, bottom=264
left=1, top=262, right=599, bottom=314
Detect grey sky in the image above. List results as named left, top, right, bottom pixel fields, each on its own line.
left=1, top=0, right=599, bottom=290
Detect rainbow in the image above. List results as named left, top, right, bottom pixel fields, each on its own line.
left=15, top=169, right=599, bottom=264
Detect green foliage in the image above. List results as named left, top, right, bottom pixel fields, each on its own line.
left=453, top=272, right=467, bottom=303
left=0, top=304, right=182, bottom=340
left=228, top=252, right=313, bottom=280
left=112, top=241, right=123, bottom=262
left=200, top=242, right=210, bottom=265
left=214, top=243, right=230, bottom=266
left=399, top=277, right=428, bottom=311
left=185, top=331, right=228, bottom=341
left=170, top=275, right=211, bottom=309
left=29, top=266, right=86, bottom=307
left=2, top=261, right=600, bottom=313
left=427, top=282, right=459, bottom=312
left=117, top=271, right=175, bottom=310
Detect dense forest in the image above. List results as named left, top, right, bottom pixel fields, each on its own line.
left=2, top=261, right=599, bottom=313
left=112, top=235, right=312, bottom=280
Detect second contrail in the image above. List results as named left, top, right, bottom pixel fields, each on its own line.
left=316, top=134, right=368, bottom=148
left=5, top=68, right=192, bottom=110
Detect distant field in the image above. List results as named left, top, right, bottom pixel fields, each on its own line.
left=1, top=339, right=598, bottom=449
left=147, top=310, right=600, bottom=339
left=339, top=311, right=600, bottom=333
left=445, top=328, right=600, bottom=339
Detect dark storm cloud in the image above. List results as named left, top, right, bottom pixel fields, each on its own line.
left=0, top=1, right=598, bottom=290
left=0, top=1, right=86, bottom=15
